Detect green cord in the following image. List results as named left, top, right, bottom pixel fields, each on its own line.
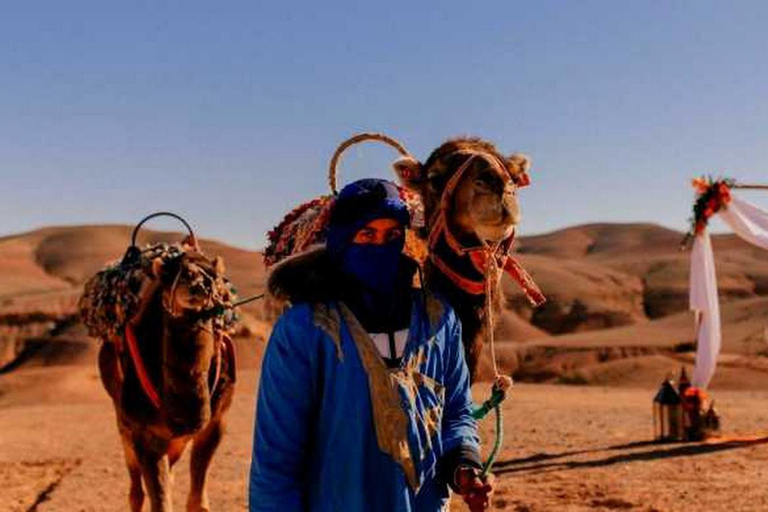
left=471, top=387, right=505, bottom=420
left=481, top=404, right=503, bottom=476
left=471, top=387, right=505, bottom=476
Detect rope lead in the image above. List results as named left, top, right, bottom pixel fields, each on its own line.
left=474, top=242, right=511, bottom=477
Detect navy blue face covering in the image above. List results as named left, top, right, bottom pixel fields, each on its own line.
left=325, top=178, right=412, bottom=329
left=340, top=238, right=405, bottom=299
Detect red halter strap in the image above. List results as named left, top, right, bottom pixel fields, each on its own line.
left=426, top=151, right=545, bottom=306
left=125, top=322, right=162, bottom=409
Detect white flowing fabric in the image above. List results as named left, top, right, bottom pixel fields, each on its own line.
left=690, top=196, right=768, bottom=388
left=689, top=231, right=721, bottom=387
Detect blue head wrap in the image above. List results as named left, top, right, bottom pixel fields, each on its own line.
left=326, top=179, right=410, bottom=301
left=326, top=179, right=410, bottom=260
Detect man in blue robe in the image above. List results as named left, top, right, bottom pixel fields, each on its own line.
left=250, top=179, right=493, bottom=511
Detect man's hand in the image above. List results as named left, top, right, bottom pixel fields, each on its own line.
left=455, top=466, right=494, bottom=511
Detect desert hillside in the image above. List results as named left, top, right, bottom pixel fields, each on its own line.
left=0, top=225, right=269, bottom=375
left=1, top=222, right=767, bottom=386
left=513, top=223, right=768, bottom=327
left=3, top=222, right=768, bottom=512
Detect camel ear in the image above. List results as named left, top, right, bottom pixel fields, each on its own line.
left=213, top=256, right=226, bottom=276
left=151, top=257, right=165, bottom=279
left=392, top=156, right=423, bottom=189
left=506, top=153, right=532, bottom=187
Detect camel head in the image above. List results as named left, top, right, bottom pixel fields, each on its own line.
left=152, top=251, right=227, bottom=317
left=394, top=137, right=531, bottom=245
left=150, top=250, right=227, bottom=435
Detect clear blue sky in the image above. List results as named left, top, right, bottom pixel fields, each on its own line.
left=2, top=1, right=767, bottom=249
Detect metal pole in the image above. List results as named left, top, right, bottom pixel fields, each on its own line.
left=732, top=184, right=768, bottom=190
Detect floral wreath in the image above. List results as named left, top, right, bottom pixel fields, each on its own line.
left=682, top=177, right=734, bottom=247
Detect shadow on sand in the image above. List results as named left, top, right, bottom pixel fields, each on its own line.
left=494, top=436, right=768, bottom=476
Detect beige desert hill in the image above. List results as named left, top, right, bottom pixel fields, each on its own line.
left=4, top=224, right=768, bottom=511
left=0, top=225, right=269, bottom=373
left=490, top=296, right=768, bottom=390
left=2, top=222, right=768, bottom=388
left=488, top=223, right=768, bottom=387
left=0, top=224, right=265, bottom=297
left=509, top=222, right=768, bottom=328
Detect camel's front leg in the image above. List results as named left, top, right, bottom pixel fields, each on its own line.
left=187, top=419, right=224, bottom=512
left=119, top=429, right=145, bottom=512
left=136, top=443, right=173, bottom=512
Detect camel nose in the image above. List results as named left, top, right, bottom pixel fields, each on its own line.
left=502, top=196, right=520, bottom=225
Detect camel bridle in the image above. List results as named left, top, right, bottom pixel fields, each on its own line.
left=425, top=149, right=545, bottom=305
left=161, top=258, right=223, bottom=320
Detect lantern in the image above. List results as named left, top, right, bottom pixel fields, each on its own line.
left=653, top=378, right=684, bottom=442
left=677, top=367, right=691, bottom=396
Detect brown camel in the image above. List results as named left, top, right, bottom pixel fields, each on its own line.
left=394, top=137, right=544, bottom=381
left=263, top=134, right=544, bottom=382
left=97, top=250, right=235, bottom=512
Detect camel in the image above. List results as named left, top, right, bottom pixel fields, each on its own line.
left=94, top=248, right=236, bottom=512
left=264, top=134, right=544, bottom=383
left=393, top=137, right=545, bottom=381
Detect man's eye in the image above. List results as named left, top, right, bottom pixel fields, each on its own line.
left=356, top=231, right=374, bottom=242
left=386, top=229, right=404, bottom=242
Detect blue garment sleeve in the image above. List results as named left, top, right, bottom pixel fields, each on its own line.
left=249, top=307, right=318, bottom=512
left=440, top=309, right=481, bottom=456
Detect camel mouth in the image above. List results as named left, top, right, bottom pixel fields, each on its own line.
left=475, top=223, right=516, bottom=245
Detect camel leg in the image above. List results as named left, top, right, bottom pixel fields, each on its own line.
left=120, top=431, right=145, bottom=512
left=168, top=437, right=190, bottom=469
left=186, top=420, right=224, bottom=512
left=136, top=444, right=173, bottom=512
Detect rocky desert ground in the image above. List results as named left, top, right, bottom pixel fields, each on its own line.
left=2, top=223, right=768, bottom=511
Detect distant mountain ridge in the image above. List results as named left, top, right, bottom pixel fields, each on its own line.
left=2, top=223, right=767, bottom=388
left=0, top=225, right=267, bottom=371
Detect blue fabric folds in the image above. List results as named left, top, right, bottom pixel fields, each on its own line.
left=249, top=293, right=479, bottom=512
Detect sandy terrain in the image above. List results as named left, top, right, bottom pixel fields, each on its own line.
left=3, top=363, right=768, bottom=512
left=2, top=222, right=768, bottom=511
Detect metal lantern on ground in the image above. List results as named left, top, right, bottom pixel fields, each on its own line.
left=653, top=378, right=684, bottom=442
left=677, top=367, right=691, bottom=396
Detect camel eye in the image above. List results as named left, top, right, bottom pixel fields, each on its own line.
left=427, top=172, right=448, bottom=190
left=474, top=173, right=496, bottom=190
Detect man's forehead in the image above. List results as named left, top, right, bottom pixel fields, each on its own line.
left=361, top=218, right=403, bottom=229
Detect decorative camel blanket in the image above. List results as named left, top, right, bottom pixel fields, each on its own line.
left=79, top=243, right=238, bottom=344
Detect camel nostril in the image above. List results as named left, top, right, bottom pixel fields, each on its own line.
left=502, top=207, right=520, bottom=225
